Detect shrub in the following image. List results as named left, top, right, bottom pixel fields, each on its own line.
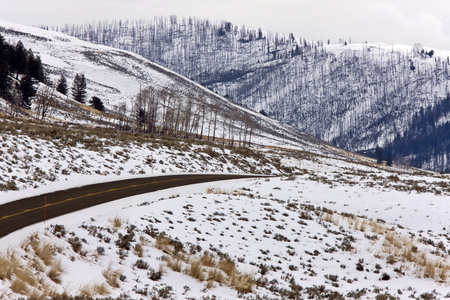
left=134, top=259, right=149, bottom=270
left=356, top=259, right=364, bottom=271
left=51, top=224, right=67, bottom=238
left=68, top=236, right=83, bottom=254
left=148, top=265, right=164, bottom=281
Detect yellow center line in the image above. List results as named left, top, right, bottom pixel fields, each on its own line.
left=0, top=176, right=206, bottom=222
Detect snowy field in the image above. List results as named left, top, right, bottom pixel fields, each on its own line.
left=1, top=150, right=450, bottom=299
left=0, top=19, right=449, bottom=299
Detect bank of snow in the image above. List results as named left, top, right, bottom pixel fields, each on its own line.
left=1, top=163, right=450, bottom=299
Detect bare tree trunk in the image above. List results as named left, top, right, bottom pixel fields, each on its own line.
left=35, top=86, right=56, bottom=121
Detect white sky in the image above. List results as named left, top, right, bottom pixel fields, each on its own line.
left=1, top=0, right=450, bottom=50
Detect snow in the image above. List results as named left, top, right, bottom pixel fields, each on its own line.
left=1, top=146, right=450, bottom=298
left=0, top=20, right=450, bottom=299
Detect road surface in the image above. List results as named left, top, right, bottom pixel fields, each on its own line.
left=0, top=174, right=261, bottom=238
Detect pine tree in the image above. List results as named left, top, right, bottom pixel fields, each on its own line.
left=71, top=73, right=87, bottom=103
left=89, top=96, right=104, bottom=111
left=0, top=34, right=11, bottom=100
left=386, top=153, right=393, bottom=167
left=18, top=72, right=36, bottom=109
left=10, top=41, right=27, bottom=79
left=27, top=49, right=45, bottom=82
left=56, top=75, right=68, bottom=95
left=375, top=146, right=384, bottom=164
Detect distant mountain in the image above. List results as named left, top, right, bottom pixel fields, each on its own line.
left=61, top=17, right=450, bottom=172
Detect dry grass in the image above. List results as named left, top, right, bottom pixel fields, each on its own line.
left=80, top=282, right=110, bottom=297
left=200, top=252, right=216, bottom=268
left=110, top=215, right=128, bottom=229
left=48, top=259, right=65, bottom=284
left=206, top=280, right=215, bottom=289
left=35, top=241, right=55, bottom=266
left=230, top=272, right=255, bottom=294
left=102, top=264, right=121, bottom=288
left=0, top=249, right=20, bottom=280
left=321, top=212, right=339, bottom=226
left=322, top=208, right=450, bottom=283
left=9, top=279, right=29, bottom=296
left=218, top=258, right=236, bottom=276
left=206, top=187, right=228, bottom=194
left=16, top=267, right=39, bottom=288
left=207, top=268, right=225, bottom=284
left=155, top=235, right=172, bottom=253
left=166, top=257, right=183, bottom=272
left=185, top=259, right=204, bottom=282
left=21, top=233, right=55, bottom=266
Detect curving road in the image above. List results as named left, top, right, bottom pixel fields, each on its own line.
left=0, top=174, right=262, bottom=238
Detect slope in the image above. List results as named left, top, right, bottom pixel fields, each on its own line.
left=61, top=17, right=450, bottom=172
left=0, top=20, right=328, bottom=153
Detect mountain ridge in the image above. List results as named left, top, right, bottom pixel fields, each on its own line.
left=60, top=17, right=450, bottom=172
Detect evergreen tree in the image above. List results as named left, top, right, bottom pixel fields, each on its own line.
left=18, top=72, right=35, bottom=109
left=386, top=153, right=393, bottom=167
left=89, top=96, right=104, bottom=111
left=10, top=41, right=27, bottom=79
left=56, top=75, right=68, bottom=95
left=27, top=49, right=45, bottom=82
left=0, top=34, right=11, bottom=100
left=375, top=146, right=384, bottom=164
left=71, top=73, right=87, bottom=103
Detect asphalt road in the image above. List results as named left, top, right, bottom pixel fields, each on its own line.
left=0, top=174, right=261, bottom=238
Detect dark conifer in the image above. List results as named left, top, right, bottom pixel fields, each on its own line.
left=375, top=146, right=384, bottom=164
left=386, top=153, right=393, bottom=167
left=71, top=73, right=87, bottom=103
left=56, top=75, right=68, bottom=95
left=0, top=34, right=11, bottom=100
left=10, top=41, right=27, bottom=79
left=27, top=50, right=45, bottom=82
left=89, top=96, right=104, bottom=111
left=18, top=72, right=35, bottom=109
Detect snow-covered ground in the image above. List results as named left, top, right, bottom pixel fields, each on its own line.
left=0, top=19, right=449, bottom=300
left=1, top=142, right=450, bottom=299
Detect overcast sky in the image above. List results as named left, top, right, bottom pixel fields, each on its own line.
left=1, top=0, right=450, bottom=50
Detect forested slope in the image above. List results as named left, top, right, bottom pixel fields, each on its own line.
left=61, top=17, right=450, bottom=171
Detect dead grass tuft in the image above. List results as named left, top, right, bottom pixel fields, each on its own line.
left=155, top=235, right=172, bottom=253
left=207, top=268, right=225, bottom=284
left=35, top=241, right=55, bottom=266
left=102, top=264, right=121, bottom=288
left=0, top=249, right=20, bottom=280
left=15, top=267, right=39, bottom=288
left=166, top=257, right=183, bottom=273
left=47, top=259, right=65, bottom=284
left=206, top=187, right=227, bottom=194
left=9, top=279, right=29, bottom=296
left=186, top=259, right=204, bottom=282
left=80, top=282, right=110, bottom=297
left=230, top=272, right=255, bottom=294
left=200, top=252, right=216, bottom=268
left=110, top=215, right=128, bottom=229
left=218, top=258, right=236, bottom=276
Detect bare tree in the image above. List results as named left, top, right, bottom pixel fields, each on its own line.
left=8, top=84, right=21, bottom=117
left=35, top=86, right=57, bottom=121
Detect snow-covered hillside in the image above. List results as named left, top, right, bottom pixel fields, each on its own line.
left=1, top=19, right=450, bottom=300
left=62, top=17, right=450, bottom=172
left=0, top=20, right=333, bottom=153
left=1, top=143, right=450, bottom=299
